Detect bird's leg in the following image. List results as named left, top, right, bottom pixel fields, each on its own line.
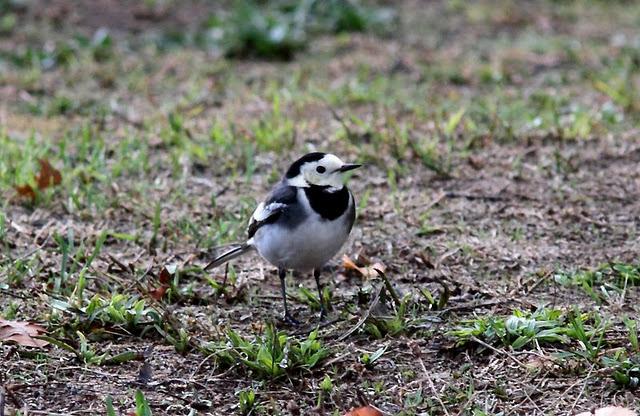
left=314, top=268, right=327, bottom=320
left=279, top=268, right=299, bottom=326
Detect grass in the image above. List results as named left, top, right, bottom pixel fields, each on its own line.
left=1, top=0, right=640, bottom=414
left=199, top=0, right=396, bottom=59
left=207, top=324, right=329, bottom=380
left=554, top=262, right=640, bottom=304
left=450, top=308, right=574, bottom=350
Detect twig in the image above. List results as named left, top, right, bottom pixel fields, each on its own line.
left=568, top=363, right=596, bottom=414
left=549, top=367, right=597, bottom=411
left=470, top=336, right=529, bottom=369
left=426, top=374, right=450, bottom=416
left=520, top=383, right=544, bottom=414
left=414, top=350, right=450, bottom=416
left=523, top=270, right=552, bottom=296
left=337, top=285, right=383, bottom=341
left=191, top=353, right=219, bottom=380
left=435, top=248, right=459, bottom=269
left=425, top=190, right=447, bottom=211
left=440, top=299, right=503, bottom=313
left=291, top=317, right=342, bottom=337
left=0, top=289, right=30, bottom=300
left=321, top=352, right=353, bottom=368
left=444, top=191, right=506, bottom=202
left=375, top=268, right=401, bottom=308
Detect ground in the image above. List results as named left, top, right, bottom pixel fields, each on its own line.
left=1, top=0, right=640, bottom=415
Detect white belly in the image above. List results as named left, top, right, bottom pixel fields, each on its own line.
left=253, top=214, right=350, bottom=271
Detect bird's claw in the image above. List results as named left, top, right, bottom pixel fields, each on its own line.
left=282, top=313, right=301, bottom=326
left=318, top=305, right=327, bottom=321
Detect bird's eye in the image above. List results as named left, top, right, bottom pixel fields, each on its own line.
left=316, top=166, right=326, bottom=173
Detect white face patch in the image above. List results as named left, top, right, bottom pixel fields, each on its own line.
left=288, top=154, right=346, bottom=188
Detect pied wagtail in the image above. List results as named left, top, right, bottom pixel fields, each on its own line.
left=205, top=152, right=361, bottom=324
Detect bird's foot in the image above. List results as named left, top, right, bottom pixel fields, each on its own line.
left=281, top=312, right=301, bottom=327
left=318, top=305, right=327, bottom=321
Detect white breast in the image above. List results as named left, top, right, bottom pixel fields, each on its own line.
left=252, top=189, right=353, bottom=271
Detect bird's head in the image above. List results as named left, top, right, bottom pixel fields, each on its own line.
left=285, top=152, right=361, bottom=188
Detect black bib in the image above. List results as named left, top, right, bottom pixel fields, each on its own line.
left=304, top=185, right=351, bottom=221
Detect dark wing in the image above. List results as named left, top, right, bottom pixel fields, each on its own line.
left=247, top=183, right=297, bottom=239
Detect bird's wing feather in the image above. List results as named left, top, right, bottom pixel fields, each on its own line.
left=247, top=183, right=297, bottom=238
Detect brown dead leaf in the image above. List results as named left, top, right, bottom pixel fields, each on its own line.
left=15, top=158, right=62, bottom=200
left=343, top=405, right=383, bottom=416
left=36, top=159, right=62, bottom=189
left=14, top=184, right=37, bottom=199
left=575, top=407, right=637, bottom=416
left=0, top=319, right=49, bottom=348
left=158, top=266, right=171, bottom=284
left=343, top=255, right=386, bottom=279
left=148, top=285, right=167, bottom=300
left=149, top=266, right=172, bottom=300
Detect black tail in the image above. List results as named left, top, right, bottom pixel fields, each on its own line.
left=204, top=244, right=254, bottom=271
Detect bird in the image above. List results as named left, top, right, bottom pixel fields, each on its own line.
left=204, top=152, right=361, bottom=325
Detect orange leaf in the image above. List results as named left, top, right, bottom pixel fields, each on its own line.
left=36, top=159, right=62, bottom=189
left=149, top=285, right=167, bottom=300
left=343, top=405, right=383, bottom=416
left=14, top=159, right=62, bottom=200
left=149, top=266, right=173, bottom=300
left=343, top=255, right=360, bottom=271
left=342, top=255, right=386, bottom=279
left=0, top=319, right=49, bottom=348
left=158, top=267, right=171, bottom=284
left=15, top=184, right=36, bottom=199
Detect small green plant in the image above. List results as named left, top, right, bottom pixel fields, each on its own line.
left=156, top=326, right=191, bottom=354
left=364, top=296, right=410, bottom=339
left=403, top=388, right=423, bottom=409
left=77, top=331, right=107, bottom=365
left=624, top=317, right=639, bottom=352
left=297, top=285, right=332, bottom=312
left=209, top=324, right=329, bottom=379
left=53, top=229, right=74, bottom=295
left=317, top=374, right=333, bottom=407
left=248, top=96, right=296, bottom=151
left=105, top=395, right=117, bottom=416
left=594, top=74, right=639, bottom=114
left=72, top=231, right=108, bottom=303
left=135, top=389, right=153, bottom=416
left=238, top=389, right=257, bottom=415
left=42, top=333, right=142, bottom=367
left=82, top=294, right=161, bottom=329
left=215, top=0, right=307, bottom=60
left=564, top=309, right=607, bottom=361
left=408, top=136, right=452, bottom=178
left=554, top=262, right=640, bottom=303
left=450, top=308, right=572, bottom=349
left=45, top=332, right=137, bottom=367
left=360, top=346, right=386, bottom=369
left=91, top=28, right=114, bottom=62
left=602, top=350, right=640, bottom=389
left=418, top=284, right=450, bottom=310
left=199, top=0, right=395, bottom=59
left=2, top=302, right=19, bottom=319
left=0, top=210, right=6, bottom=243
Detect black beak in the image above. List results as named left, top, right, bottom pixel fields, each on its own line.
left=337, top=164, right=362, bottom=173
